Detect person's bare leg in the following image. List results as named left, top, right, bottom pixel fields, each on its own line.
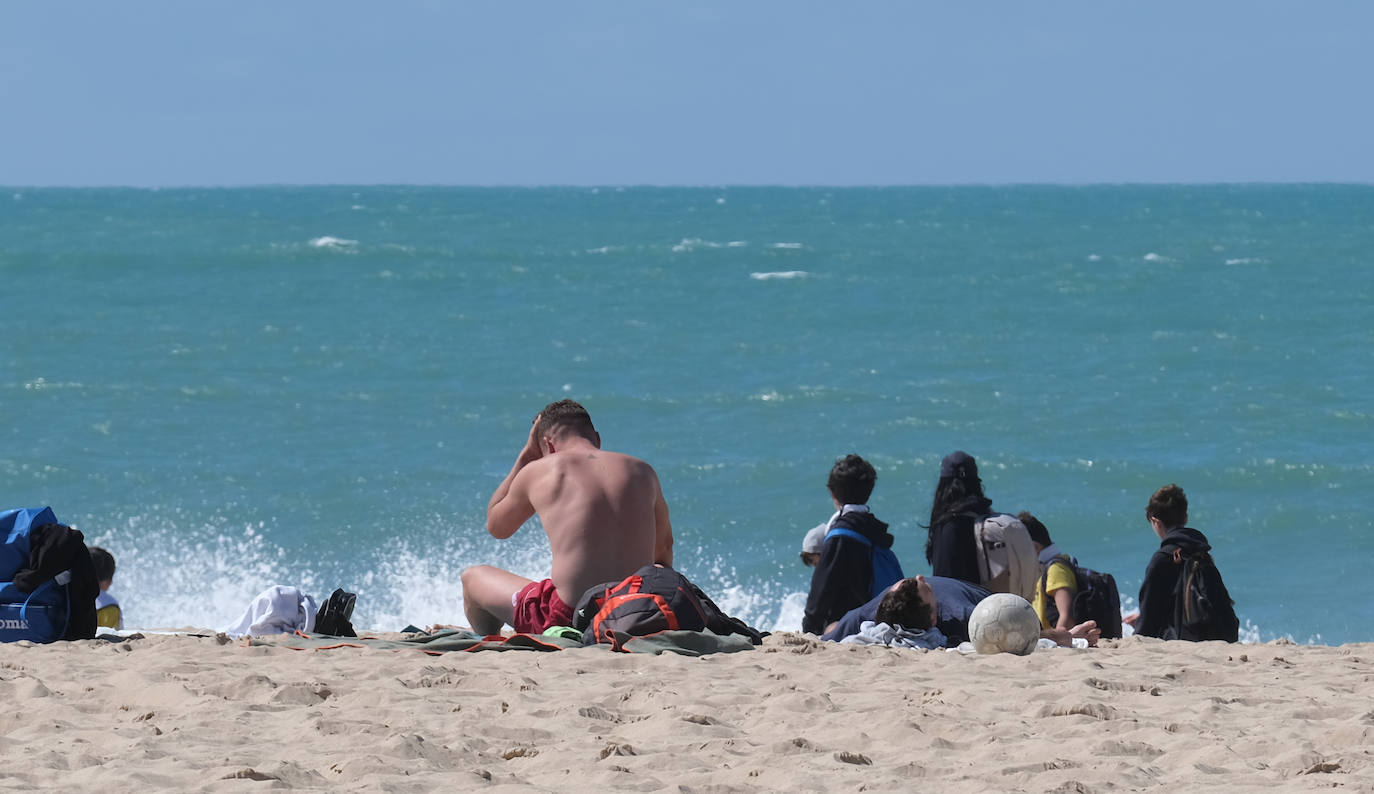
left=461, top=565, right=534, bottom=635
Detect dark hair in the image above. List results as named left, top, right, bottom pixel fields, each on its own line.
left=90, top=546, right=116, bottom=582
left=874, top=579, right=933, bottom=630
left=924, top=453, right=993, bottom=564
left=1146, top=483, right=1188, bottom=528
left=537, top=399, right=596, bottom=440
left=827, top=454, right=877, bottom=506
left=1017, top=511, right=1052, bottom=547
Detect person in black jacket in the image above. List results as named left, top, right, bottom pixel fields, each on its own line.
left=1123, top=483, right=1237, bottom=641
left=802, top=455, right=900, bottom=635
left=923, top=450, right=994, bottom=585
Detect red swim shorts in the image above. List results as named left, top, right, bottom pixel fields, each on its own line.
left=512, top=578, right=575, bottom=635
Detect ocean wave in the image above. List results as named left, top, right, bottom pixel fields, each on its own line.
left=1225, top=257, right=1264, bottom=265
left=309, top=236, right=359, bottom=250
left=750, top=271, right=809, bottom=280
left=1142, top=252, right=1169, bottom=262
left=768, top=242, right=804, bottom=249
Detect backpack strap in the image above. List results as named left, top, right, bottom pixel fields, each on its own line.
left=825, top=527, right=873, bottom=547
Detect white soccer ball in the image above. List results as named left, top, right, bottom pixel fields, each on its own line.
left=967, top=593, right=1040, bottom=656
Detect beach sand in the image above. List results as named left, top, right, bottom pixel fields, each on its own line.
left=2, top=632, right=1370, bottom=791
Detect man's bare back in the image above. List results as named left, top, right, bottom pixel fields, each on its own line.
left=461, top=401, right=673, bottom=635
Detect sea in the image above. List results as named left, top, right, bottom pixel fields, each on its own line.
left=2, top=185, right=1370, bottom=645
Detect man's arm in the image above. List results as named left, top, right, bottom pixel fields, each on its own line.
left=486, top=418, right=542, bottom=539
left=652, top=474, right=674, bottom=567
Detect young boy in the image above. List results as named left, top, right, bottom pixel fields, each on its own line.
left=801, top=454, right=902, bottom=635
left=90, top=546, right=122, bottom=630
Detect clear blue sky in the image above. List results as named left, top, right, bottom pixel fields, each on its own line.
left=3, top=2, right=1371, bottom=186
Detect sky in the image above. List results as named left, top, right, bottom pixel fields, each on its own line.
left=3, top=2, right=1372, bottom=186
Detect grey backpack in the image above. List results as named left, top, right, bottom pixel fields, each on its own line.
left=973, top=513, right=1039, bottom=603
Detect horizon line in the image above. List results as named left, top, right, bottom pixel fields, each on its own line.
left=7, top=180, right=1374, bottom=191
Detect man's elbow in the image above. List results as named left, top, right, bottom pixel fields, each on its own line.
left=485, top=515, right=515, bottom=540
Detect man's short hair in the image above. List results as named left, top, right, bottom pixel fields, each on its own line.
left=1147, top=483, right=1189, bottom=528
left=874, top=579, right=933, bottom=630
left=827, top=454, right=876, bottom=506
left=90, top=546, right=116, bottom=582
left=537, top=399, right=596, bottom=440
left=1017, top=511, right=1053, bottom=547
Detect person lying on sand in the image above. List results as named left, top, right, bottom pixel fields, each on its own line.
left=461, top=400, right=675, bottom=636
left=821, top=575, right=1102, bottom=648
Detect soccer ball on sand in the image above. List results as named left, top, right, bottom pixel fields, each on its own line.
left=967, top=593, right=1040, bottom=656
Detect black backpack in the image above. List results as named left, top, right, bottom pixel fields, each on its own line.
left=1039, top=555, right=1123, bottom=639
left=573, top=565, right=765, bottom=650
left=1161, top=544, right=1239, bottom=642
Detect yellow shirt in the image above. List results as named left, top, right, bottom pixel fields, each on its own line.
left=1033, top=559, right=1077, bottom=629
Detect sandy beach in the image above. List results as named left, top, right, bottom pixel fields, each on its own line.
left=2, top=631, right=1370, bottom=792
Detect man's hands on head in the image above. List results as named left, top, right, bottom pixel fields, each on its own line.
left=522, top=413, right=545, bottom=462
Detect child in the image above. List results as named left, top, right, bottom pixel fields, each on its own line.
left=801, top=454, right=903, bottom=635
left=90, top=546, right=122, bottom=630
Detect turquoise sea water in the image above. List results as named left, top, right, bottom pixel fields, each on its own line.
left=3, top=185, right=1370, bottom=644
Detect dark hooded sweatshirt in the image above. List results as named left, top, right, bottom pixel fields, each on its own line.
left=1135, top=526, right=1211, bottom=640
left=803, top=510, right=897, bottom=635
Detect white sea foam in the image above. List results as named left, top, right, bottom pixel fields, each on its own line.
left=1087, top=254, right=1101, bottom=262
left=1225, top=257, right=1263, bottom=265
left=671, top=238, right=724, bottom=253
left=727, top=241, right=747, bottom=248
left=750, top=271, right=809, bottom=280
left=309, top=236, right=358, bottom=249
left=22, top=378, right=84, bottom=391
left=1142, top=252, right=1168, bottom=262
left=769, top=242, right=804, bottom=249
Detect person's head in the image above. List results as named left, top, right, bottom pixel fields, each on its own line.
left=925, top=450, right=992, bottom=561
left=1018, top=511, right=1053, bottom=549
left=799, top=524, right=827, bottom=567
left=536, top=399, right=600, bottom=449
left=90, top=546, right=116, bottom=591
left=1146, top=483, right=1188, bottom=533
left=827, top=454, right=877, bottom=507
left=874, top=576, right=936, bottom=630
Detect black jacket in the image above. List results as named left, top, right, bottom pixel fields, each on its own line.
left=13, top=523, right=99, bottom=641
left=802, top=510, right=895, bottom=635
left=928, top=513, right=982, bottom=586
left=1135, top=526, right=1210, bottom=640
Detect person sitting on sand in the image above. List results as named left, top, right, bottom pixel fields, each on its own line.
left=923, top=451, right=995, bottom=585
left=462, top=400, right=675, bottom=636
left=802, top=454, right=903, bottom=635
left=1018, top=511, right=1078, bottom=634
left=821, top=575, right=1102, bottom=648
left=90, top=546, right=123, bottom=630
left=1123, top=484, right=1239, bottom=641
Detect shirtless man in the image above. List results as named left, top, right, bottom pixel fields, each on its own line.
left=460, top=400, right=674, bottom=636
